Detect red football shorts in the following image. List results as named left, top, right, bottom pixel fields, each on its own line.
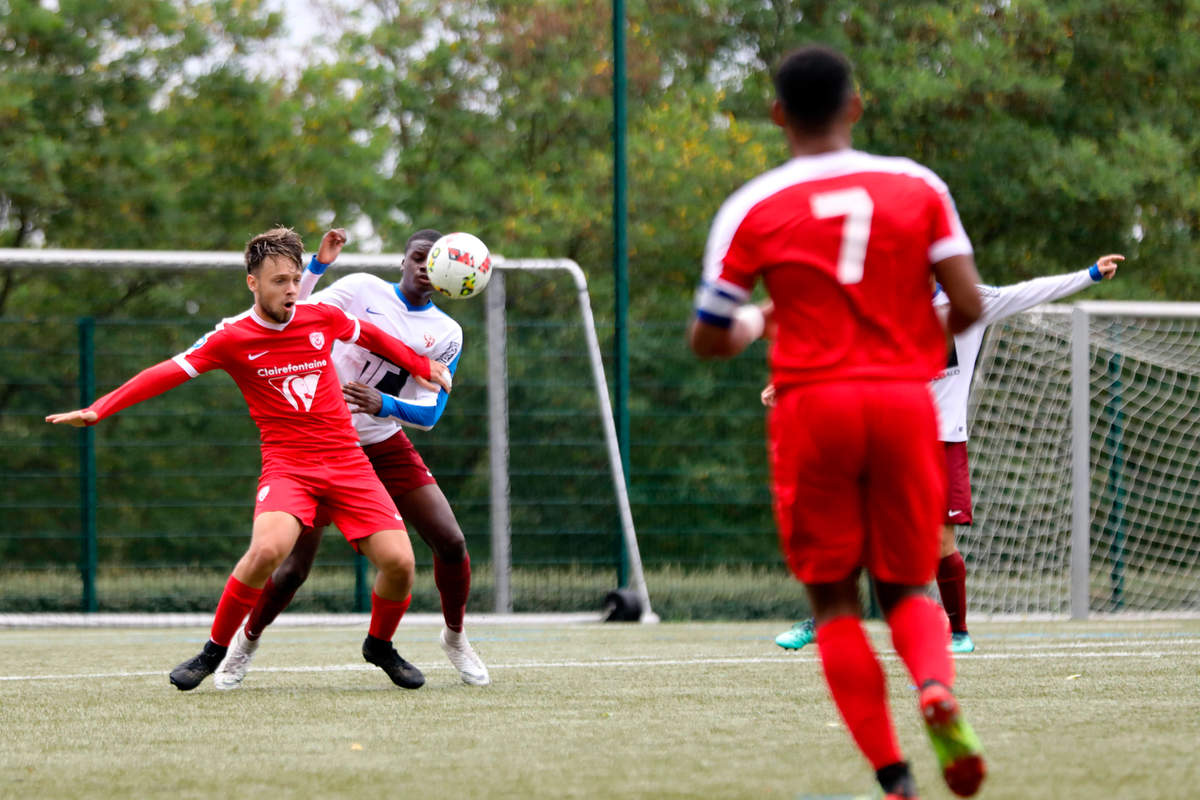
left=312, top=430, right=437, bottom=528
left=254, top=449, right=406, bottom=543
left=768, top=379, right=945, bottom=586
left=363, top=430, right=438, bottom=502
left=943, top=440, right=973, bottom=525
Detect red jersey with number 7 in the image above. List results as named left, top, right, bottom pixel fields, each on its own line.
left=697, top=149, right=972, bottom=388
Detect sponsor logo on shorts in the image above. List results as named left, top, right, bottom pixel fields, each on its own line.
left=258, top=486, right=270, bottom=502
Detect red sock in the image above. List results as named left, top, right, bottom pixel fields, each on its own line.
left=937, top=550, right=969, bottom=634
left=210, top=575, right=263, bottom=647
left=816, top=616, right=904, bottom=770
left=888, top=594, right=955, bottom=689
left=245, top=577, right=300, bottom=640
left=368, top=591, right=412, bottom=641
left=433, top=554, right=471, bottom=632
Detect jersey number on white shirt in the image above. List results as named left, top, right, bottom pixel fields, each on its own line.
left=354, top=353, right=408, bottom=396
left=811, top=187, right=874, bottom=285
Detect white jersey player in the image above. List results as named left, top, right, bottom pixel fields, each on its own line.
left=774, top=254, right=1124, bottom=655
left=301, top=267, right=462, bottom=441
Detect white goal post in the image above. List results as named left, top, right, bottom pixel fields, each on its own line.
left=0, top=247, right=656, bottom=622
left=968, top=300, right=1200, bottom=619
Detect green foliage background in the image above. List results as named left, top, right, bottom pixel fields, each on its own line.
left=2, top=1, right=1198, bottom=611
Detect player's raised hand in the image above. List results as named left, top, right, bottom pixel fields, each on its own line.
left=413, top=359, right=452, bottom=394
left=342, top=381, right=383, bottom=415
left=317, top=228, right=348, bottom=265
left=1096, top=253, right=1124, bottom=279
left=45, top=408, right=98, bottom=427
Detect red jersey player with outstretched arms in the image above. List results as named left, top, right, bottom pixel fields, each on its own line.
left=690, top=46, right=986, bottom=800
left=46, top=227, right=452, bottom=691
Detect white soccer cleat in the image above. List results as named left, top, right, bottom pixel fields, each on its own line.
left=213, top=627, right=259, bottom=690
left=439, top=627, right=491, bottom=686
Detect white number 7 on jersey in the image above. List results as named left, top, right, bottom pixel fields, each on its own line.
left=811, top=187, right=873, bottom=284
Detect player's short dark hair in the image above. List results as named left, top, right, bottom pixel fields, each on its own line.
left=773, top=45, right=854, bottom=133
left=244, top=227, right=303, bottom=274
left=407, top=228, right=443, bottom=249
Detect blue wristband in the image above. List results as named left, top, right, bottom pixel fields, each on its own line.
left=1088, top=263, right=1102, bottom=282
left=308, top=254, right=330, bottom=275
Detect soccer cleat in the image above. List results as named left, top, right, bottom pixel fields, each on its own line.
left=213, top=627, right=260, bottom=690
left=775, top=618, right=816, bottom=650
left=362, top=635, right=425, bottom=689
left=919, top=681, right=986, bottom=797
left=876, top=761, right=919, bottom=799
left=950, top=632, right=976, bottom=654
left=440, top=627, right=491, bottom=686
left=169, top=640, right=228, bottom=691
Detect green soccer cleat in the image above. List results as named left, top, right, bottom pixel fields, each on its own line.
left=775, top=618, right=815, bottom=650
left=919, top=681, right=986, bottom=797
left=950, top=632, right=976, bottom=654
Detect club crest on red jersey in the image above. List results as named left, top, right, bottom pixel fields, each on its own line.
left=268, top=371, right=321, bottom=412
left=309, top=332, right=325, bottom=349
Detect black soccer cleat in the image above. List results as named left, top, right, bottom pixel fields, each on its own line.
left=169, top=640, right=228, bottom=691
left=362, top=635, right=425, bottom=689
left=877, top=761, right=920, bottom=799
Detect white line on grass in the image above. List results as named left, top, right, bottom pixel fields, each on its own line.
left=3, top=645, right=1199, bottom=683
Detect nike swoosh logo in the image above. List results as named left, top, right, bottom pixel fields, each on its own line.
left=248, top=351, right=269, bottom=361
left=365, top=307, right=384, bottom=315
left=948, top=509, right=965, bottom=517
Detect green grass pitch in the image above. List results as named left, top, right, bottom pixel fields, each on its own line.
left=2, top=619, right=1199, bottom=799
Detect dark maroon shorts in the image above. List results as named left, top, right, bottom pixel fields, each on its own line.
left=944, top=440, right=973, bottom=526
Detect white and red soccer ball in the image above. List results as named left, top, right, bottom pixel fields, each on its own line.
left=427, top=232, right=492, bottom=300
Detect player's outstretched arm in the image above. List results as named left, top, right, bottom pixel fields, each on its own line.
left=932, top=253, right=983, bottom=333
left=45, top=359, right=192, bottom=427
left=977, top=253, right=1127, bottom=326
left=298, top=228, right=348, bottom=301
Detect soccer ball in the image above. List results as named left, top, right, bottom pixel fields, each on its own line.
left=427, top=232, right=492, bottom=300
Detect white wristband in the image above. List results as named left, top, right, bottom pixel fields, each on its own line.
left=733, top=304, right=765, bottom=341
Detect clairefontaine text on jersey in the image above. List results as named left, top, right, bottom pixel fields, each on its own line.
left=256, top=359, right=328, bottom=377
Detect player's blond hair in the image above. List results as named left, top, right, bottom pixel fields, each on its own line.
left=244, top=227, right=303, bottom=274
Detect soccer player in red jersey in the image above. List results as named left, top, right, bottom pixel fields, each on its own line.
left=213, top=227, right=490, bottom=689
left=46, top=227, right=453, bottom=692
left=689, top=46, right=987, bottom=799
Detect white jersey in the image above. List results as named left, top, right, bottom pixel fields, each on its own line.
left=299, top=270, right=462, bottom=445
left=932, top=267, right=1099, bottom=442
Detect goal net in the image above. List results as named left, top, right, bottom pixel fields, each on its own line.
left=965, top=301, right=1200, bottom=617
left=0, top=249, right=653, bottom=621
